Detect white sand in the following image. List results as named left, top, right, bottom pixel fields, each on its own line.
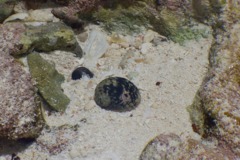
left=1, top=24, right=212, bottom=160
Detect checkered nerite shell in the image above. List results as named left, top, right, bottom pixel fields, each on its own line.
left=94, top=77, right=141, bottom=112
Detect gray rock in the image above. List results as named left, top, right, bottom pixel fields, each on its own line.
left=188, top=1, right=240, bottom=156
left=6, top=22, right=83, bottom=57
left=0, top=22, right=44, bottom=140
left=140, top=133, right=237, bottom=160
left=0, top=51, right=44, bottom=140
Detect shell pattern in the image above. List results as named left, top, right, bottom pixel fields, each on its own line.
left=94, top=77, right=141, bottom=112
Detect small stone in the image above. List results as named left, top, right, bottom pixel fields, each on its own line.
left=77, top=32, right=88, bottom=42
left=143, top=30, right=157, bottom=43
left=71, top=67, right=94, bottom=80
left=141, top=42, right=152, bottom=54
left=94, top=77, right=141, bottom=112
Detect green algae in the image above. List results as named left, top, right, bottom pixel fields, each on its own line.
left=15, top=22, right=82, bottom=57
left=27, top=53, right=70, bottom=112
left=92, top=5, right=150, bottom=34
left=91, top=1, right=210, bottom=44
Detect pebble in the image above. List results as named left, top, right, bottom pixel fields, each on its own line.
left=141, top=42, right=152, bottom=54
left=144, top=30, right=157, bottom=43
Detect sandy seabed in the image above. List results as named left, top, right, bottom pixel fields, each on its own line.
left=1, top=24, right=212, bottom=160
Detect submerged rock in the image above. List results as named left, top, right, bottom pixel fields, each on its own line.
left=0, top=22, right=44, bottom=140
left=27, top=53, right=70, bottom=112
left=0, top=0, right=15, bottom=23
left=140, top=133, right=237, bottom=159
left=0, top=52, right=44, bottom=140
left=188, top=1, right=240, bottom=156
left=94, top=77, right=141, bottom=112
left=7, top=22, right=83, bottom=57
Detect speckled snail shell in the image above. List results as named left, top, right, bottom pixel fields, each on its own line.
left=94, top=77, right=141, bottom=112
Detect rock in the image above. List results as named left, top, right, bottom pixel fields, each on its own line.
left=92, top=4, right=150, bottom=34
left=143, top=30, right=157, bottom=43
left=0, top=0, right=15, bottom=23
left=94, top=77, right=141, bottom=112
left=0, top=22, right=44, bottom=140
left=140, top=133, right=237, bottom=159
left=92, top=1, right=210, bottom=44
left=52, top=0, right=98, bottom=18
left=8, top=22, right=82, bottom=57
left=27, top=53, right=70, bottom=112
left=188, top=22, right=240, bottom=156
left=188, top=1, right=240, bottom=156
left=140, top=42, right=152, bottom=55
left=83, top=30, right=109, bottom=68
left=192, top=0, right=225, bottom=23
left=0, top=53, right=44, bottom=140
left=28, top=9, right=56, bottom=22
left=51, top=9, right=84, bottom=29
left=0, top=54, right=44, bottom=140
left=3, top=12, right=29, bottom=23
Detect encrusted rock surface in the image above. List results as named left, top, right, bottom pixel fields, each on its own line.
left=140, top=133, right=237, bottom=160
left=1, top=22, right=82, bottom=57
left=27, top=53, right=70, bottom=112
left=52, top=0, right=209, bottom=44
left=188, top=0, right=240, bottom=156
left=0, top=0, right=15, bottom=22
left=0, top=23, right=44, bottom=140
left=14, top=22, right=82, bottom=57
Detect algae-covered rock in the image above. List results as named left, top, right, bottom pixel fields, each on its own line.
left=151, top=7, right=211, bottom=44
left=27, top=53, right=70, bottom=112
left=0, top=0, right=15, bottom=23
left=192, top=0, right=226, bottom=23
left=11, top=22, right=82, bottom=57
left=188, top=4, right=240, bottom=155
left=91, top=4, right=150, bottom=34
left=0, top=52, right=44, bottom=140
left=140, top=133, right=237, bottom=159
left=90, top=0, right=210, bottom=44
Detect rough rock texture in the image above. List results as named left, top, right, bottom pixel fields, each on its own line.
left=52, top=0, right=98, bottom=17
left=0, top=0, right=15, bottom=22
left=27, top=53, right=70, bottom=112
left=140, top=133, right=237, bottom=160
left=52, top=0, right=209, bottom=44
left=188, top=0, right=240, bottom=156
left=3, top=22, right=82, bottom=57
left=0, top=24, right=44, bottom=140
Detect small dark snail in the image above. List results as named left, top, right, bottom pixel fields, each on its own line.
left=71, top=67, right=94, bottom=80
